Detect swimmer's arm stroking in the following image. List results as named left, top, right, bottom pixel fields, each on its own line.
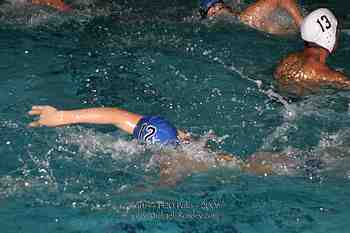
left=28, top=106, right=142, bottom=134
left=241, top=160, right=273, bottom=175
left=214, top=153, right=275, bottom=175
left=278, top=0, right=303, bottom=26
left=239, top=0, right=303, bottom=34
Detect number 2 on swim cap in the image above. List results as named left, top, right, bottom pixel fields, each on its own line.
left=139, top=123, right=157, bottom=142
left=144, top=125, right=157, bottom=142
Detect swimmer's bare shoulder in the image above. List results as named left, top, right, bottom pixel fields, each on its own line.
left=274, top=52, right=319, bottom=95
left=274, top=51, right=305, bottom=84
left=302, top=58, right=350, bottom=88
left=275, top=52, right=350, bottom=93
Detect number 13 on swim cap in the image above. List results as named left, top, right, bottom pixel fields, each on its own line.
left=301, top=8, right=338, bottom=53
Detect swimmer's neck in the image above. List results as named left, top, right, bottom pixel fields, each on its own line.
left=303, top=47, right=330, bottom=64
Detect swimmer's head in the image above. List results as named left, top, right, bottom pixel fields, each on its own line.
left=301, top=8, right=338, bottom=53
left=199, top=0, right=224, bottom=18
left=133, top=116, right=179, bottom=146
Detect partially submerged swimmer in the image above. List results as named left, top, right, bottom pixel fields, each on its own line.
left=30, top=0, right=71, bottom=12
left=27, top=105, right=302, bottom=185
left=275, top=8, right=350, bottom=97
left=199, top=0, right=303, bottom=35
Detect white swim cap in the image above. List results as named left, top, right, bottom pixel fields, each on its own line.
left=301, top=8, right=338, bottom=53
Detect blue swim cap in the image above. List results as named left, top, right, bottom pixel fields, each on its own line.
left=133, top=116, right=178, bottom=145
left=200, top=0, right=224, bottom=12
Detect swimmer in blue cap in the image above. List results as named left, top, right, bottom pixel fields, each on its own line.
left=28, top=105, right=309, bottom=185
left=275, top=8, right=350, bottom=96
left=199, top=0, right=303, bottom=35
left=28, top=105, right=179, bottom=145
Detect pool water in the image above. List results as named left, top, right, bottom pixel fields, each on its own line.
left=0, top=0, right=350, bottom=232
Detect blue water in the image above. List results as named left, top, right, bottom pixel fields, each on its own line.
left=1, top=1, right=350, bottom=232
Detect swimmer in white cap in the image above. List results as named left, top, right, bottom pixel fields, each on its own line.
left=200, top=0, right=303, bottom=35
left=275, top=8, right=350, bottom=96
left=30, top=0, right=71, bottom=11
left=28, top=105, right=304, bottom=185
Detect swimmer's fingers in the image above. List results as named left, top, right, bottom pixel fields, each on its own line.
left=28, top=121, right=41, bottom=128
left=28, top=106, right=60, bottom=128
left=28, top=106, right=45, bottom=116
left=28, top=109, right=42, bottom=116
left=31, top=105, right=55, bottom=110
left=30, top=105, right=57, bottom=115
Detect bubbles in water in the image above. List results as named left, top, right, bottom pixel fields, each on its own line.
left=0, top=120, right=19, bottom=129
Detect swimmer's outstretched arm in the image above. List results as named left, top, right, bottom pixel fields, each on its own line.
left=29, top=105, right=191, bottom=142
left=28, top=106, right=142, bottom=134
left=215, top=153, right=275, bottom=175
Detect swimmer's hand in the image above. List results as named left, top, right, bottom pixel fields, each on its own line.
left=28, top=105, right=62, bottom=127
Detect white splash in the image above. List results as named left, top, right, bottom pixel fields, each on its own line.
left=56, top=127, right=146, bottom=161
